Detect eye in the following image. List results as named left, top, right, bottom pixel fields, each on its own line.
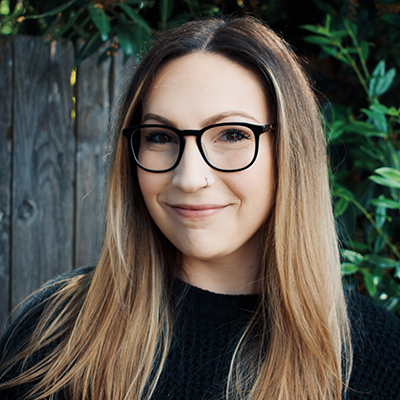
left=144, top=131, right=178, bottom=145
left=218, top=129, right=251, bottom=143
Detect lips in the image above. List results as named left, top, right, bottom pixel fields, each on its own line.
left=168, top=203, right=227, bottom=219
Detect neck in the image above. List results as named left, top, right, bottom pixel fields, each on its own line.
left=177, top=251, right=261, bottom=295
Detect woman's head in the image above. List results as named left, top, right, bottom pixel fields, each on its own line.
left=135, top=52, right=275, bottom=293
left=112, top=15, right=325, bottom=267
left=109, top=16, right=332, bottom=292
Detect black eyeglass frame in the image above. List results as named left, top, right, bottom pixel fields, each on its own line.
left=122, top=122, right=276, bottom=173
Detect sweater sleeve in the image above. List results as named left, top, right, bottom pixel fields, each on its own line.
left=0, top=267, right=93, bottom=400
left=346, top=291, right=400, bottom=400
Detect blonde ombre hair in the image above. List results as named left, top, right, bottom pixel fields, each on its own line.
left=0, top=16, right=352, bottom=400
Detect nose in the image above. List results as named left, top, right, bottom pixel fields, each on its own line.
left=171, top=137, right=213, bottom=192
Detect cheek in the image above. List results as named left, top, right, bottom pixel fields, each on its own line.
left=234, top=142, right=275, bottom=213
left=234, top=173, right=274, bottom=213
left=137, top=169, right=165, bottom=210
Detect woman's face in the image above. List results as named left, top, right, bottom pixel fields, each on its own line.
left=137, top=53, right=275, bottom=284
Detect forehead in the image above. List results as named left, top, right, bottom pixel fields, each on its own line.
left=142, top=52, right=270, bottom=127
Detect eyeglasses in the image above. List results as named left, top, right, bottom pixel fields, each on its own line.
left=123, top=122, right=275, bottom=173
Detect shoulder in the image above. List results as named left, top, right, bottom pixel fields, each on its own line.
left=345, top=290, right=400, bottom=399
left=0, top=267, right=94, bottom=398
left=0, top=266, right=94, bottom=360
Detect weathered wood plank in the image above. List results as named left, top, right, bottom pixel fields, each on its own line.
left=12, top=37, right=75, bottom=312
left=75, top=46, right=111, bottom=268
left=0, top=40, right=13, bottom=333
left=111, top=52, right=137, bottom=111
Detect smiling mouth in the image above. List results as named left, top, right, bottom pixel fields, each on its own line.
left=168, top=204, right=227, bottom=219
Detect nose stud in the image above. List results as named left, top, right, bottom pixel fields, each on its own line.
left=203, top=177, right=209, bottom=189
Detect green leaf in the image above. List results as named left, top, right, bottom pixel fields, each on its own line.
left=370, top=197, right=400, bottom=209
left=22, top=0, right=79, bottom=19
left=362, top=270, right=377, bottom=297
left=369, top=79, right=378, bottom=97
left=331, top=120, right=346, bottom=132
left=382, top=14, right=400, bottom=26
left=118, top=2, right=152, bottom=34
left=88, top=3, right=111, bottom=41
left=370, top=167, right=400, bottom=189
left=183, top=0, right=201, bottom=13
left=369, top=61, right=397, bottom=97
left=343, top=121, right=384, bottom=137
left=54, top=4, right=89, bottom=40
left=159, top=0, right=175, bottom=29
left=360, top=41, right=370, bottom=62
left=362, top=271, right=376, bottom=297
left=363, top=255, right=400, bottom=269
left=357, top=145, right=383, bottom=164
left=343, top=18, right=358, bottom=37
left=368, top=229, right=377, bottom=248
left=360, top=108, right=388, bottom=133
left=373, top=232, right=387, bottom=254
left=320, top=46, right=338, bottom=57
left=375, top=68, right=396, bottom=97
left=116, top=15, right=137, bottom=57
left=369, top=62, right=384, bottom=96
left=344, top=47, right=359, bottom=54
left=341, top=263, right=359, bottom=276
left=388, top=107, right=400, bottom=117
left=334, top=197, right=349, bottom=217
left=345, top=240, right=369, bottom=252
left=327, top=120, right=346, bottom=142
left=382, top=297, right=400, bottom=313
left=382, top=275, right=400, bottom=297
left=199, top=4, right=219, bottom=15
left=300, top=24, right=328, bottom=35
left=328, top=30, right=348, bottom=39
left=321, top=46, right=350, bottom=64
left=356, top=179, right=376, bottom=210
left=374, top=196, right=387, bottom=229
left=380, top=145, right=400, bottom=184
left=369, top=175, right=400, bottom=189
left=341, top=249, right=363, bottom=264
left=370, top=103, right=390, bottom=115
left=372, top=60, right=385, bottom=77
left=303, top=35, right=335, bottom=46
left=333, top=184, right=355, bottom=200
left=64, top=14, right=91, bottom=41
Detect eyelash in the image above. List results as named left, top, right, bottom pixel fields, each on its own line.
left=145, top=132, right=178, bottom=144
left=217, top=129, right=251, bottom=143
left=142, top=126, right=253, bottom=146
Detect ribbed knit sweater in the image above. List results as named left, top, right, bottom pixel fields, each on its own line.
left=1, top=267, right=400, bottom=399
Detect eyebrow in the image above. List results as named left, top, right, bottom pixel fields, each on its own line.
left=141, top=111, right=261, bottom=127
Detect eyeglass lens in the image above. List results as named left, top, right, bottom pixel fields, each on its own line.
left=132, top=125, right=257, bottom=171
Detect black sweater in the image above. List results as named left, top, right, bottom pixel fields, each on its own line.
left=1, top=267, right=400, bottom=399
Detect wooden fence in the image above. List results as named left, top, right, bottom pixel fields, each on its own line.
left=0, top=36, right=136, bottom=334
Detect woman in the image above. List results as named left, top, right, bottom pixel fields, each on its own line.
left=1, top=15, right=400, bottom=400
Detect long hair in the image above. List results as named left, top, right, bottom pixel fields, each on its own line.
left=0, top=16, right=351, bottom=400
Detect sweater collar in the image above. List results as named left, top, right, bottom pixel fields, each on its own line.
left=173, top=278, right=259, bottom=321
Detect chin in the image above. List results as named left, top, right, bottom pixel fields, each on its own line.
left=173, top=241, right=217, bottom=260
left=179, top=246, right=234, bottom=263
